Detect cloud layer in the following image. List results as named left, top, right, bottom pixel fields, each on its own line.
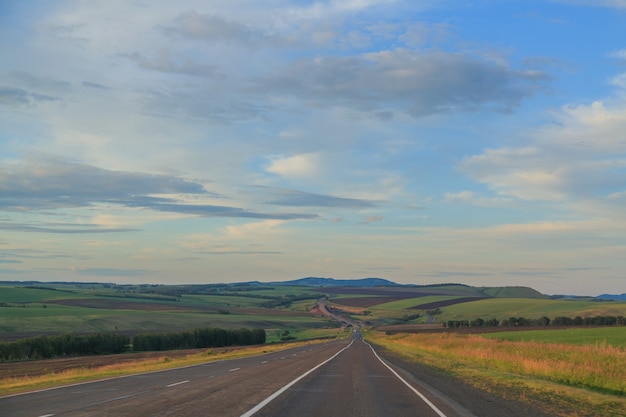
left=1, top=0, right=625, bottom=295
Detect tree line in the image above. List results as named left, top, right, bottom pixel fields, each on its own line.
left=444, top=315, right=626, bottom=329
left=133, top=327, right=266, bottom=351
left=0, top=327, right=266, bottom=362
left=0, top=333, right=130, bottom=362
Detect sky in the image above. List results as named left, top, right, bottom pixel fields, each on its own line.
left=1, top=0, right=625, bottom=296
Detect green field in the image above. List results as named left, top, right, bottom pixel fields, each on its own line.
left=2, top=281, right=625, bottom=342
left=434, top=298, right=626, bottom=323
left=481, top=327, right=626, bottom=347
left=0, top=283, right=335, bottom=340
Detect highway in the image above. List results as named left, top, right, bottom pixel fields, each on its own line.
left=0, top=332, right=550, bottom=417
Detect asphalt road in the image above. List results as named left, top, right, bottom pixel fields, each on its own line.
left=1, top=332, right=552, bottom=417
left=251, top=333, right=458, bottom=417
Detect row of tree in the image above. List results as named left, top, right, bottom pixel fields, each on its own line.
left=133, top=327, right=266, bottom=351
left=444, top=315, right=626, bottom=328
left=0, top=332, right=130, bottom=362
left=0, top=327, right=266, bottom=362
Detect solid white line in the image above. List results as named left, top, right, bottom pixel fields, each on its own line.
left=166, top=380, right=189, bottom=387
left=239, top=340, right=354, bottom=417
left=364, top=340, right=448, bottom=417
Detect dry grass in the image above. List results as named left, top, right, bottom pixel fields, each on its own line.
left=366, top=330, right=626, bottom=417
left=0, top=340, right=325, bottom=397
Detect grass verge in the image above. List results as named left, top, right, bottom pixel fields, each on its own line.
left=365, top=330, right=626, bottom=417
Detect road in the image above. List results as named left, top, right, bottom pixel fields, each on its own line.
left=251, top=333, right=455, bottom=417
left=0, top=332, right=551, bottom=417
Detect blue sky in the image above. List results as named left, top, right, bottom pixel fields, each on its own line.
left=1, top=0, right=625, bottom=295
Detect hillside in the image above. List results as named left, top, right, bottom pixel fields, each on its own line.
left=274, top=277, right=401, bottom=287
left=479, top=286, right=546, bottom=299
left=597, top=293, right=626, bottom=301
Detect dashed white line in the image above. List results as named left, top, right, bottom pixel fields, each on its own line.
left=37, top=414, right=55, bottom=417
left=229, top=367, right=240, bottom=372
left=166, top=380, right=190, bottom=387
left=239, top=340, right=355, bottom=417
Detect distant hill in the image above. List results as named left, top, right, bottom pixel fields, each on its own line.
left=596, top=293, right=626, bottom=301
left=274, top=277, right=401, bottom=287
left=272, top=279, right=549, bottom=300
left=479, top=286, right=546, bottom=299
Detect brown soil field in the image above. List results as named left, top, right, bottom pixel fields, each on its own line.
left=44, top=298, right=201, bottom=311
left=229, top=307, right=311, bottom=317
left=409, top=296, right=489, bottom=310
left=330, top=296, right=405, bottom=308
left=329, top=294, right=489, bottom=310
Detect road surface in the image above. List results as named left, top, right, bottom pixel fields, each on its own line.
left=1, top=332, right=551, bottom=417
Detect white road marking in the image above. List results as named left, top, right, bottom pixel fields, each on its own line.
left=364, top=340, right=448, bottom=417
left=261, top=361, right=268, bottom=364
left=166, top=380, right=189, bottom=387
left=229, top=367, right=240, bottom=372
left=38, top=414, right=55, bottom=417
left=240, top=340, right=355, bottom=417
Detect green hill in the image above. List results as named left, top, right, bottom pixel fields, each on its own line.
left=479, top=286, right=546, bottom=298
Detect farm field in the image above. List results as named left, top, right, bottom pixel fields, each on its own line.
left=0, top=283, right=337, bottom=341
left=3, top=282, right=625, bottom=338
left=324, top=287, right=626, bottom=329
left=435, top=297, right=626, bottom=322
left=366, top=328, right=626, bottom=417
left=481, top=326, right=626, bottom=346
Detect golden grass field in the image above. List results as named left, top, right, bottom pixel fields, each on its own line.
left=365, top=330, right=626, bottom=417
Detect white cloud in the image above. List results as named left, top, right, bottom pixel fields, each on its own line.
left=265, top=153, right=320, bottom=178
left=612, top=73, right=626, bottom=89
left=610, top=49, right=626, bottom=61
left=224, top=219, right=285, bottom=238
left=444, top=190, right=513, bottom=207
left=460, top=91, right=626, bottom=203
left=607, top=190, right=626, bottom=200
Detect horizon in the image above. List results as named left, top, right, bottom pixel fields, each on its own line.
left=1, top=277, right=624, bottom=298
left=1, top=1, right=626, bottom=297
